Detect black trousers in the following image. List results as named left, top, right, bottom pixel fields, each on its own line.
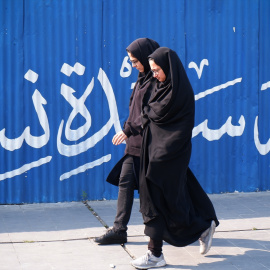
left=113, top=155, right=163, bottom=256
left=148, top=238, right=163, bottom=257
left=113, top=155, right=137, bottom=232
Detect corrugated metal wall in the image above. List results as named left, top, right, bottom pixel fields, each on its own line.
left=0, top=0, right=269, bottom=204
left=186, top=0, right=260, bottom=193
left=258, top=0, right=270, bottom=191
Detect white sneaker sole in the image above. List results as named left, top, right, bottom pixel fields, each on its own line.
left=131, top=259, right=166, bottom=269
left=201, top=220, right=216, bottom=255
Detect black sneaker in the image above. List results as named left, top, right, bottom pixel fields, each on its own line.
left=94, top=229, right=127, bottom=245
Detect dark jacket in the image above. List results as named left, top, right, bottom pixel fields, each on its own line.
left=106, top=38, right=160, bottom=187
left=106, top=73, right=155, bottom=188
left=123, top=73, right=155, bottom=157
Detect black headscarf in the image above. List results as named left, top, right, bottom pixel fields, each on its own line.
left=126, top=38, right=160, bottom=78
left=147, top=47, right=195, bottom=125
left=139, top=47, right=219, bottom=247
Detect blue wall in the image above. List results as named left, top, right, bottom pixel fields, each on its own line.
left=0, top=0, right=269, bottom=203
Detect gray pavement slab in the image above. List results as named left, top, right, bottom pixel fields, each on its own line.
left=0, top=202, right=104, bottom=242
left=0, top=191, right=269, bottom=269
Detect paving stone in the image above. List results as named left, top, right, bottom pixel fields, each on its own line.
left=0, top=192, right=270, bottom=270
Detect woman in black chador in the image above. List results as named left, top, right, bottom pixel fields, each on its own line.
left=94, top=38, right=160, bottom=245
left=131, top=47, right=219, bottom=269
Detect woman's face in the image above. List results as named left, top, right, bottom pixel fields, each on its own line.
left=149, top=59, right=166, bottom=82
left=127, top=52, right=144, bottom=73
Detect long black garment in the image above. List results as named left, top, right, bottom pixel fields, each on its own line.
left=140, top=47, right=219, bottom=247
left=106, top=38, right=160, bottom=187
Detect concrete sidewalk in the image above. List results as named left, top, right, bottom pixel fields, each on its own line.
left=0, top=192, right=270, bottom=270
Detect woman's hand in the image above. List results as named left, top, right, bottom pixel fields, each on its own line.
left=112, top=131, right=127, bottom=145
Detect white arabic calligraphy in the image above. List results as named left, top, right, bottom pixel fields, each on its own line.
left=195, top=78, right=242, bottom=101
left=0, top=70, right=51, bottom=181
left=192, top=115, right=245, bottom=141
left=1, top=58, right=270, bottom=184
left=61, top=62, right=86, bottom=77
left=24, top=69, right=39, bottom=83
left=0, top=156, right=52, bottom=181
left=188, top=59, right=209, bottom=79
left=120, top=56, right=132, bottom=78
left=120, top=56, right=136, bottom=89
left=254, top=116, right=270, bottom=155
left=0, top=82, right=50, bottom=151
left=254, top=81, right=270, bottom=155
left=261, top=81, right=270, bottom=91
left=60, top=154, right=111, bottom=181
left=61, top=79, right=93, bottom=141
left=57, top=68, right=122, bottom=157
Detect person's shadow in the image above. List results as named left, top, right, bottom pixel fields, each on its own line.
left=172, top=237, right=269, bottom=269
left=166, top=249, right=270, bottom=269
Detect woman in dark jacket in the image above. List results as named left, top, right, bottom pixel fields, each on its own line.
left=131, top=47, right=219, bottom=269
left=94, top=38, right=160, bottom=245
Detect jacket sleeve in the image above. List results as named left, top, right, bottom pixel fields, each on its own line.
left=123, top=115, right=143, bottom=137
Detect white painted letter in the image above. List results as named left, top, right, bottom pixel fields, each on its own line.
left=120, top=56, right=132, bottom=78
left=57, top=68, right=122, bottom=157
left=0, top=90, right=50, bottom=151
left=254, top=116, right=270, bottom=155
left=192, top=115, right=245, bottom=141
left=188, top=59, right=209, bottom=79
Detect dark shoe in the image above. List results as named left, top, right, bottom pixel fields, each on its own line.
left=94, top=229, right=127, bottom=245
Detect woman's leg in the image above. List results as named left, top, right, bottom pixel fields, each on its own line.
left=148, top=238, right=163, bottom=257
left=94, top=155, right=136, bottom=245
left=131, top=237, right=166, bottom=268
left=113, top=155, right=136, bottom=232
